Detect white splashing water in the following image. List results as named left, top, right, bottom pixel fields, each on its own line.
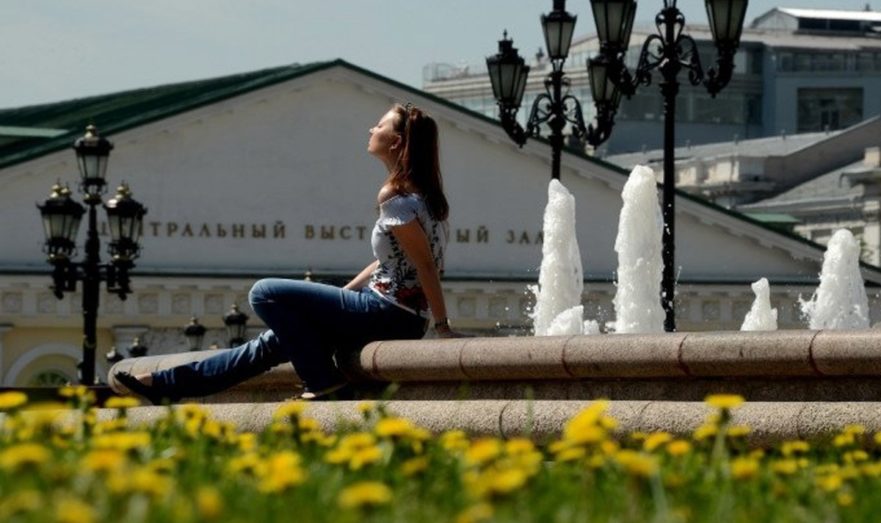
left=801, top=229, right=869, bottom=329
left=612, top=165, right=665, bottom=334
left=531, top=180, right=584, bottom=336
left=740, top=278, right=778, bottom=331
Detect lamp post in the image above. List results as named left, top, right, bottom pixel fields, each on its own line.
left=184, top=316, right=207, bottom=351
left=37, top=125, right=147, bottom=384
left=222, top=304, right=249, bottom=347
left=486, top=0, right=620, bottom=181
left=588, top=0, right=748, bottom=331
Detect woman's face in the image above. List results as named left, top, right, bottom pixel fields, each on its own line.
left=367, top=109, right=401, bottom=162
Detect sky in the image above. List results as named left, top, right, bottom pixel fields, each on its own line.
left=1, top=0, right=876, bottom=109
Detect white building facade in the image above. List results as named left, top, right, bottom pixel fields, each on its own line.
left=1, top=61, right=879, bottom=386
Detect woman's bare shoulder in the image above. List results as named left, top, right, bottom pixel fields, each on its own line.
left=377, top=184, right=398, bottom=205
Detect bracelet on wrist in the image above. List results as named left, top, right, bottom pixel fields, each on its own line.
left=434, top=318, right=451, bottom=330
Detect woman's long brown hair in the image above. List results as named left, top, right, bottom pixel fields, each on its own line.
left=387, top=104, right=449, bottom=221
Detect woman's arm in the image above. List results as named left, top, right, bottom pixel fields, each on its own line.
left=391, top=221, right=457, bottom=337
left=344, top=260, right=379, bottom=290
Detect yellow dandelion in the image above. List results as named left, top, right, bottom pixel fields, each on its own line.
left=440, top=430, right=470, bottom=452
left=357, top=401, right=376, bottom=414
left=555, top=446, right=587, bottom=462
left=505, top=438, right=535, bottom=456
left=844, top=450, right=870, bottom=464
left=401, top=456, right=430, bottom=476
left=726, top=425, right=751, bottom=438
left=563, top=400, right=611, bottom=441
left=815, top=463, right=840, bottom=475
left=837, top=492, right=854, bottom=507
left=844, top=424, right=866, bottom=435
left=302, top=431, right=336, bottom=447
left=273, top=401, right=307, bottom=421
left=298, top=417, right=321, bottom=432
left=466, top=438, right=502, bottom=466
left=92, top=431, right=151, bottom=452
left=407, top=426, right=431, bottom=442
left=781, top=440, right=810, bottom=456
left=565, top=425, right=607, bottom=446
left=614, top=450, right=659, bottom=477
left=375, top=417, right=414, bottom=438
left=599, top=415, right=618, bottom=430
left=840, top=464, right=861, bottom=480
left=338, top=481, right=393, bottom=510
left=861, top=462, right=881, bottom=477
left=0, top=490, right=41, bottom=519
left=485, top=467, right=528, bottom=495
left=258, top=452, right=306, bottom=492
left=643, top=432, right=673, bottom=452
left=338, top=432, right=376, bottom=449
left=148, top=457, right=177, bottom=474
left=228, top=453, right=265, bottom=476
left=0, top=443, right=50, bottom=471
left=349, top=445, right=383, bottom=470
left=834, top=433, right=856, bottom=448
left=587, top=454, right=606, bottom=469
left=771, top=459, right=799, bottom=475
left=105, top=396, right=141, bottom=409
left=324, top=446, right=354, bottom=465
left=237, top=433, right=258, bottom=452
left=129, top=467, right=173, bottom=498
left=705, top=394, right=744, bottom=410
left=817, top=473, right=843, bottom=492
left=666, top=439, right=692, bottom=457
left=730, top=457, right=760, bottom=480
left=693, top=424, right=718, bottom=441
left=0, top=391, right=28, bottom=410
left=600, top=440, right=620, bottom=455
left=455, top=502, right=494, bottom=523
left=196, top=487, right=224, bottom=520
left=55, top=497, right=95, bottom=523
left=81, top=449, right=126, bottom=473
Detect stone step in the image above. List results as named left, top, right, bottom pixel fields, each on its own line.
left=91, top=400, right=881, bottom=447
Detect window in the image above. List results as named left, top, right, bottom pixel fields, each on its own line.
left=797, top=88, right=863, bottom=132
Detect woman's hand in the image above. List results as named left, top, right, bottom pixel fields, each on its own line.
left=435, top=321, right=470, bottom=338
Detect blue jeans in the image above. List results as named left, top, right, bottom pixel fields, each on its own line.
left=150, top=278, right=427, bottom=399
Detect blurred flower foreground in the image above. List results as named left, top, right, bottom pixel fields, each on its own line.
left=1, top=389, right=880, bottom=522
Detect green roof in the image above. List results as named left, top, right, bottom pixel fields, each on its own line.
left=742, top=212, right=801, bottom=224
left=0, top=61, right=337, bottom=169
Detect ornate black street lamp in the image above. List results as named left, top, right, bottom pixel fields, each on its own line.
left=486, top=0, right=620, bottom=181
left=184, top=316, right=207, bottom=351
left=222, top=304, right=249, bottom=347
left=587, top=0, right=748, bottom=331
left=37, top=125, right=147, bottom=384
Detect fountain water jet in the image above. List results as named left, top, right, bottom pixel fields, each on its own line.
left=801, top=229, right=869, bottom=329
left=612, top=165, right=665, bottom=334
left=740, top=278, right=777, bottom=331
left=531, top=180, right=586, bottom=336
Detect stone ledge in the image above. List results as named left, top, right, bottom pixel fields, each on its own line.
left=108, top=329, right=881, bottom=404
left=88, top=400, right=881, bottom=447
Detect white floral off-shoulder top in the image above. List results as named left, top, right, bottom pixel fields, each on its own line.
left=368, top=193, right=448, bottom=318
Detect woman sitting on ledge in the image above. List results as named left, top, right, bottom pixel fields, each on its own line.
left=116, top=103, right=461, bottom=403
